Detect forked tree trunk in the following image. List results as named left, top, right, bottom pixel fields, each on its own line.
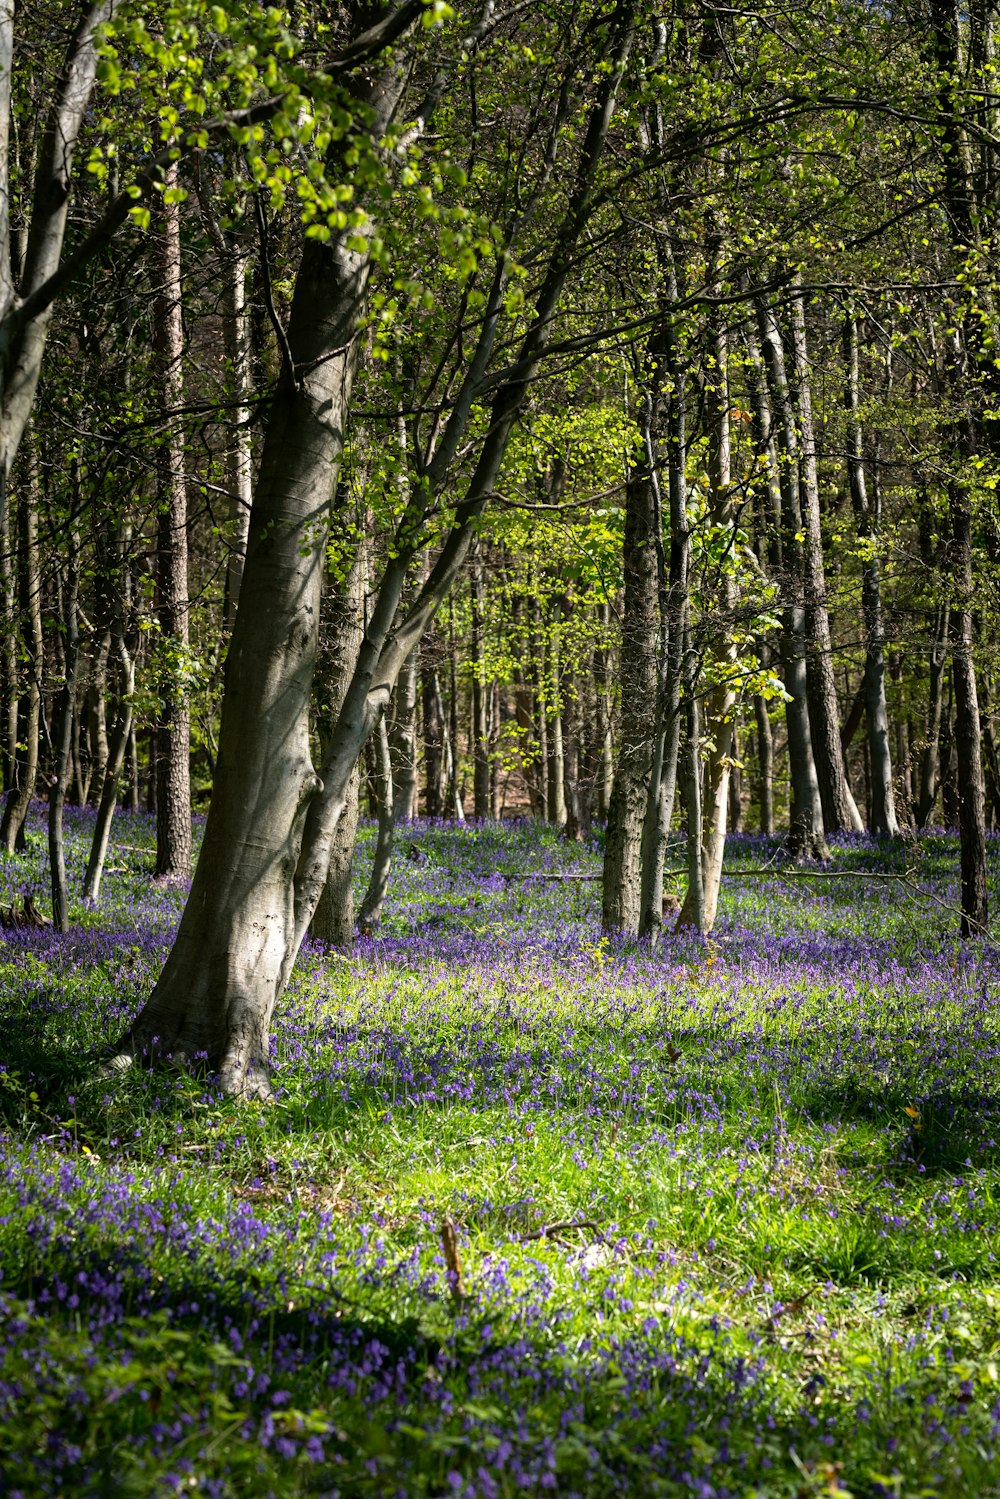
left=115, top=6, right=635, bottom=1092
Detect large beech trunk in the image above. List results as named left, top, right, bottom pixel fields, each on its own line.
left=117, top=5, right=635, bottom=1092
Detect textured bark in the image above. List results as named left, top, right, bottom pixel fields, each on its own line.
left=844, top=313, right=898, bottom=837
left=221, top=249, right=253, bottom=631
left=603, top=468, right=659, bottom=935
left=949, top=483, right=989, bottom=936
left=754, top=696, right=775, bottom=835
left=470, top=557, right=491, bottom=821
left=0, top=3, right=115, bottom=526
left=592, top=601, right=614, bottom=820
left=916, top=604, right=950, bottom=827
left=0, top=435, right=42, bottom=854
left=679, top=306, right=734, bottom=932
left=153, top=165, right=192, bottom=881
left=754, top=301, right=828, bottom=859
left=83, top=637, right=135, bottom=904
left=49, top=541, right=80, bottom=934
left=638, top=329, right=685, bottom=941
left=358, top=712, right=394, bottom=931
left=116, top=44, right=410, bottom=1091
left=790, top=286, right=859, bottom=834
left=309, top=534, right=367, bottom=949
left=421, top=651, right=444, bottom=817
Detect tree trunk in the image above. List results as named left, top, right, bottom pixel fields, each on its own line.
left=844, top=312, right=898, bottom=836
left=790, top=284, right=860, bottom=834
left=603, top=463, right=659, bottom=936
left=153, top=163, right=192, bottom=881
left=358, top=711, right=394, bottom=932
left=116, top=8, right=635, bottom=1091
left=82, top=637, right=135, bottom=903
left=754, top=694, right=775, bottom=835
left=916, top=604, right=950, bottom=827
left=421, top=648, right=444, bottom=818
left=679, top=302, right=734, bottom=931
left=470, top=557, right=491, bottom=820
left=0, top=433, right=42, bottom=853
left=949, top=482, right=988, bottom=935
left=49, top=538, right=80, bottom=934
left=753, top=300, right=828, bottom=859
left=309, top=531, right=367, bottom=949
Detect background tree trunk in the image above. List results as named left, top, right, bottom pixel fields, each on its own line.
left=153, top=164, right=192, bottom=881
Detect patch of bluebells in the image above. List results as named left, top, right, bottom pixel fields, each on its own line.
left=0, top=809, right=999, bottom=1493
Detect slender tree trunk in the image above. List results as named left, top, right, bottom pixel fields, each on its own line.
left=421, top=653, right=444, bottom=818
left=0, top=434, right=42, bottom=853
left=638, top=320, right=685, bottom=940
left=83, top=637, right=135, bottom=903
left=49, top=538, right=80, bottom=934
left=754, top=693, right=775, bottom=835
left=470, top=557, right=491, bottom=820
left=153, top=163, right=192, bottom=881
left=309, top=531, right=367, bottom=949
left=679, top=680, right=705, bottom=933
left=844, top=312, right=898, bottom=836
left=949, top=482, right=988, bottom=935
left=545, top=612, right=567, bottom=826
left=916, top=604, right=950, bottom=827
left=593, top=600, right=614, bottom=820
left=222, top=248, right=253, bottom=631
left=679, top=302, right=734, bottom=931
left=791, top=284, right=860, bottom=833
left=358, top=711, right=394, bottom=931
left=753, top=300, right=828, bottom=859
left=603, top=461, right=659, bottom=935
left=0, top=496, right=15, bottom=793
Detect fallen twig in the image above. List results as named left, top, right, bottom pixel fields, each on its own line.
left=518, top=1218, right=604, bottom=1243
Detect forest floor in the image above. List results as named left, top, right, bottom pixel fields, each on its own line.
left=1, top=810, right=1000, bottom=1497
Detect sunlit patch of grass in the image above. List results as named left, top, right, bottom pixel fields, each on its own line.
left=2, top=813, right=1000, bottom=1493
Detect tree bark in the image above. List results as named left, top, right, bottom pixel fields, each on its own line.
left=753, top=299, right=828, bottom=859
left=309, top=530, right=367, bottom=949
left=790, top=284, right=860, bottom=834
left=0, top=432, right=42, bottom=854
left=117, top=7, right=635, bottom=1091
left=916, top=604, right=950, bottom=827
left=949, top=482, right=989, bottom=935
left=358, top=711, right=394, bottom=932
left=49, top=535, right=80, bottom=934
left=603, top=462, right=659, bottom=935
left=843, top=312, right=898, bottom=837
left=153, top=163, right=192, bottom=881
